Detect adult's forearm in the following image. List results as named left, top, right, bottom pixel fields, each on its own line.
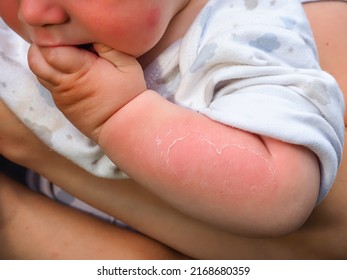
left=0, top=173, right=184, bottom=260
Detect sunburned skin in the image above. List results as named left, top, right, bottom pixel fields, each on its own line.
left=152, top=127, right=277, bottom=209
left=94, top=82, right=320, bottom=236
left=145, top=8, right=162, bottom=30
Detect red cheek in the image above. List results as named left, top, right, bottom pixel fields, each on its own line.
left=146, top=8, right=161, bottom=29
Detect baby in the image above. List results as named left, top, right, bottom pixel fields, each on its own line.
left=0, top=0, right=344, bottom=236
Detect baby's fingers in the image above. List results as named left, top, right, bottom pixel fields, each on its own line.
left=28, top=44, right=96, bottom=85
left=28, top=44, right=60, bottom=86
left=93, top=43, right=141, bottom=72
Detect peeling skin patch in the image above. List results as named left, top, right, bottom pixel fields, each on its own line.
left=166, top=133, right=191, bottom=166
left=155, top=135, right=162, bottom=145
left=159, top=131, right=276, bottom=198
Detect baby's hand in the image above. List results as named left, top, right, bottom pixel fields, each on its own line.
left=28, top=43, right=147, bottom=141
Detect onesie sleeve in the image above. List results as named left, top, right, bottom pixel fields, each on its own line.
left=175, top=0, right=345, bottom=203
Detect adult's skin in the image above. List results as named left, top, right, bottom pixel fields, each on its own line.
left=0, top=1, right=346, bottom=259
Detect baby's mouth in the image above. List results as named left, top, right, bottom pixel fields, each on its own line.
left=77, top=43, right=97, bottom=55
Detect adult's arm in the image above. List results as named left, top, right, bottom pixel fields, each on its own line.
left=0, top=173, right=186, bottom=260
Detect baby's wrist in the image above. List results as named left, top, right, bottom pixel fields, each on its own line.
left=97, top=89, right=159, bottom=146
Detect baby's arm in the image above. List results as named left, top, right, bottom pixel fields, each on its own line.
left=28, top=44, right=320, bottom=237
left=99, top=90, right=320, bottom=236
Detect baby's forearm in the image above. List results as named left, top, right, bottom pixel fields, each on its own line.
left=99, top=90, right=321, bottom=236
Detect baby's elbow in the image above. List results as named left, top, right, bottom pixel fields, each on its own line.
left=218, top=140, right=321, bottom=237
left=246, top=141, right=321, bottom=237
left=231, top=173, right=320, bottom=238
left=256, top=181, right=319, bottom=237
left=213, top=170, right=320, bottom=237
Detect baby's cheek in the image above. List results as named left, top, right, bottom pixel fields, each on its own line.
left=145, top=8, right=161, bottom=30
